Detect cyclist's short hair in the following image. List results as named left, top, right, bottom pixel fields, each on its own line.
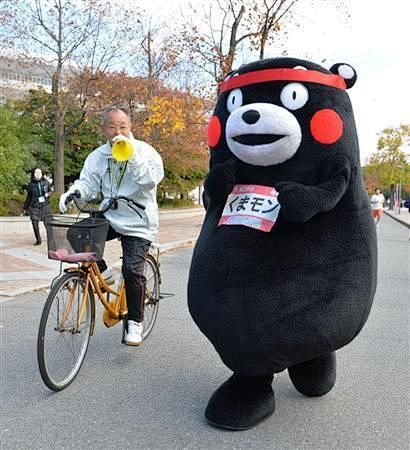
left=102, top=107, right=131, bottom=126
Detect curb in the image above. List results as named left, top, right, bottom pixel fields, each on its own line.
left=111, top=238, right=197, bottom=269
left=384, top=210, right=410, bottom=228
left=0, top=208, right=205, bottom=234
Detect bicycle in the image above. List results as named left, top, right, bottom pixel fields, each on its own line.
left=37, top=192, right=161, bottom=391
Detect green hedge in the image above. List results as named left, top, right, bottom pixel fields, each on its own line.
left=0, top=193, right=198, bottom=215
left=0, top=192, right=26, bottom=216
left=0, top=191, right=61, bottom=216
left=157, top=198, right=196, bottom=208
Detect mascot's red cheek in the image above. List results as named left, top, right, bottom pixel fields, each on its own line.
left=310, top=109, right=343, bottom=144
left=208, top=115, right=222, bottom=148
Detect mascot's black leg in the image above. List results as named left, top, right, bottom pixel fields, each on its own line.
left=288, top=352, right=336, bottom=397
left=205, top=373, right=275, bottom=430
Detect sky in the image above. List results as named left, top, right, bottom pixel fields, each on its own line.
left=139, top=0, right=409, bottom=165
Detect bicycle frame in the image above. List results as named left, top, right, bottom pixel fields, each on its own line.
left=61, top=247, right=161, bottom=335
left=64, top=262, right=128, bottom=333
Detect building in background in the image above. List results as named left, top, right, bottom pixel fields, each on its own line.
left=0, top=55, right=53, bottom=103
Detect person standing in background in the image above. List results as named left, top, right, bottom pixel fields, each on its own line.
left=370, top=187, right=385, bottom=227
left=24, top=167, right=53, bottom=245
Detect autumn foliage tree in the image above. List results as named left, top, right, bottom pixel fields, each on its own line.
left=132, top=19, right=182, bottom=101
left=68, top=70, right=152, bottom=117
left=363, top=125, right=410, bottom=195
left=142, top=92, right=209, bottom=199
left=69, top=69, right=210, bottom=198
left=0, top=2, right=225, bottom=202
left=0, top=0, right=139, bottom=194
left=180, top=0, right=301, bottom=86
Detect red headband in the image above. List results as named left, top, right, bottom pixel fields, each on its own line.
left=219, top=68, right=346, bottom=93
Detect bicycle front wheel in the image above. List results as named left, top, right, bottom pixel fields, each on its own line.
left=142, top=254, right=160, bottom=339
left=37, top=272, right=95, bottom=391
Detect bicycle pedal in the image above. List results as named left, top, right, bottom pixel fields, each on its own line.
left=103, top=316, right=120, bottom=328
left=103, top=309, right=120, bottom=328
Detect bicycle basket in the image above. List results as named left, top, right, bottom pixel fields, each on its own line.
left=45, top=215, right=109, bottom=263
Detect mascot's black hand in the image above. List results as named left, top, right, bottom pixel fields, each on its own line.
left=204, top=159, right=238, bottom=204
left=277, top=154, right=351, bottom=223
left=276, top=181, right=318, bottom=223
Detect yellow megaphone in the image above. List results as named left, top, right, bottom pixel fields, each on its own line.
left=112, top=136, right=134, bottom=161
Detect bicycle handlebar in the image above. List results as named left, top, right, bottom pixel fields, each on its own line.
left=66, top=190, right=146, bottom=217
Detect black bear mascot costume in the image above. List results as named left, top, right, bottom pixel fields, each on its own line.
left=188, top=57, right=377, bottom=430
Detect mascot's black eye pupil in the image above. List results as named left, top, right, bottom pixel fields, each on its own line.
left=292, top=91, right=296, bottom=100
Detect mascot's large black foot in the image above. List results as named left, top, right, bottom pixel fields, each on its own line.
left=288, top=352, right=336, bottom=397
left=205, top=373, right=275, bottom=430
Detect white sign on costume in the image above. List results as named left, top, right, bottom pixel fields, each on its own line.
left=219, top=184, right=281, bottom=232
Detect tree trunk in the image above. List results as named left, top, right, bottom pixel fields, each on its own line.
left=54, top=105, right=65, bottom=195
left=52, top=65, right=65, bottom=195
left=259, top=34, right=266, bottom=59
left=223, top=5, right=245, bottom=80
left=53, top=4, right=65, bottom=196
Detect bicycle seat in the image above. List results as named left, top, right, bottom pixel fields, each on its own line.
left=48, top=249, right=97, bottom=262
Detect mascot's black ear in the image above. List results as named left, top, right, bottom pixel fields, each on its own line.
left=330, top=63, right=357, bottom=89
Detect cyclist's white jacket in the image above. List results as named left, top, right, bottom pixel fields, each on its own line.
left=69, top=135, right=164, bottom=242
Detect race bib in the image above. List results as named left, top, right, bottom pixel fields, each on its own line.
left=218, top=184, right=281, bottom=232
left=38, top=196, right=45, bottom=203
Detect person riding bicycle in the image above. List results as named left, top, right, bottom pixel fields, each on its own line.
left=59, top=107, right=164, bottom=346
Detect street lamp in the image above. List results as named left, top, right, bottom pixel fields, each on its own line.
left=396, top=165, right=403, bottom=214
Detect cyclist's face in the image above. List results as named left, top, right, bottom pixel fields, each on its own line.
left=103, top=110, right=132, bottom=144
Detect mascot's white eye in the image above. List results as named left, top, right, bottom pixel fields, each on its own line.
left=280, top=83, right=309, bottom=110
left=227, top=89, right=243, bottom=113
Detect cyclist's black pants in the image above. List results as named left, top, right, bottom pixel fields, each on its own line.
left=98, top=225, right=151, bottom=323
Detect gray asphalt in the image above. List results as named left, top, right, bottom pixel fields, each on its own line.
left=1, top=215, right=409, bottom=450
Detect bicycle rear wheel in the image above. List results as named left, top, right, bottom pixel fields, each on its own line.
left=142, top=254, right=160, bottom=339
left=37, top=272, right=95, bottom=391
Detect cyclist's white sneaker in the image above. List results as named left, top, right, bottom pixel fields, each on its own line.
left=126, top=320, right=143, bottom=346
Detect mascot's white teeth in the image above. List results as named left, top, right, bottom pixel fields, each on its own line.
left=232, top=134, right=285, bottom=146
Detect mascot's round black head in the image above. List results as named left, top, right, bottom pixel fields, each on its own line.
left=207, top=57, right=359, bottom=173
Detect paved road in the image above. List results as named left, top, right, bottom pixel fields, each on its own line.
left=1, top=215, right=409, bottom=449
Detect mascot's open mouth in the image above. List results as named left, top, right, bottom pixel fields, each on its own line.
left=232, top=134, right=285, bottom=146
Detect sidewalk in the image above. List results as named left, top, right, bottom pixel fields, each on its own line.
left=383, top=207, right=410, bottom=228
left=0, top=208, right=205, bottom=298
left=1, top=207, right=408, bottom=298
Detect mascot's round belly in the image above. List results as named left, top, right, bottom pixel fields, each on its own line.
left=189, top=201, right=376, bottom=375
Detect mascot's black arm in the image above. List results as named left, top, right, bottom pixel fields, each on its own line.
left=204, top=159, right=238, bottom=205
left=276, top=154, right=352, bottom=223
